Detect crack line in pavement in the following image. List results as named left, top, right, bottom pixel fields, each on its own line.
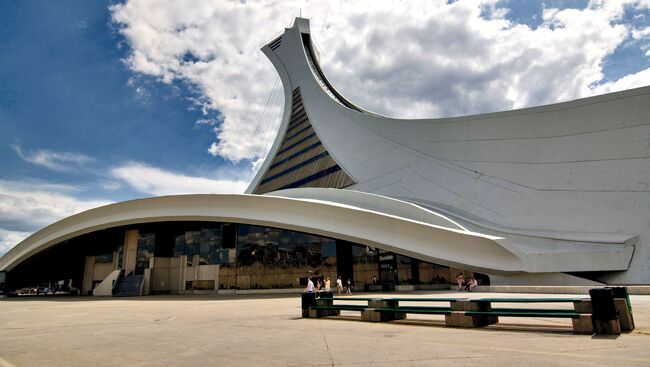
left=322, top=335, right=335, bottom=367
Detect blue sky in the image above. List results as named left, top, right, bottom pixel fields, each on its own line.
left=1, top=0, right=649, bottom=255
left=1, top=1, right=247, bottom=202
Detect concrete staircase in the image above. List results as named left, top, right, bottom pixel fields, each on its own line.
left=113, top=275, right=145, bottom=297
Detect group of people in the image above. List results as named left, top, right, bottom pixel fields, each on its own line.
left=305, top=275, right=353, bottom=295
left=306, top=273, right=479, bottom=293
left=455, top=273, right=478, bottom=292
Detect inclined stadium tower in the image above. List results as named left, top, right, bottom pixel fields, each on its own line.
left=1, top=18, right=649, bottom=295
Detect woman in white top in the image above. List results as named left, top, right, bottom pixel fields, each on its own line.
left=305, top=278, right=314, bottom=293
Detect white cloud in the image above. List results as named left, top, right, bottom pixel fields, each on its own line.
left=111, top=161, right=249, bottom=195
left=0, top=180, right=112, bottom=255
left=592, top=67, right=650, bottom=94
left=0, top=180, right=111, bottom=232
left=0, top=229, right=32, bottom=257
left=13, top=145, right=94, bottom=172
left=110, top=0, right=650, bottom=165
left=0, top=160, right=249, bottom=255
left=632, top=26, right=650, bottom=39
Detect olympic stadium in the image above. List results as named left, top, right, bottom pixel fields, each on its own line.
left=1, top=18, right=648, bottom=296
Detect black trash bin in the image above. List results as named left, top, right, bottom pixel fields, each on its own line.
left=589, top=288, right=620, bottom=334
left=590, top=288, right=617, bottom=320
left=301, top=292, right=316, bottom=318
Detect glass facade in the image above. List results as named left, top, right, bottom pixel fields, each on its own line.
left=139, top=222, right=455, bottom=290
left=135, top=233, right=155, bottom=275
left=352, top=245, right=379, bottom=287
left=219, top=225, right=338, bottom=290
left=95, top=252, right=113, bottom=264
left=3, top=220, right=464, bottom=294
left=173, top=227, right=222, bottom=266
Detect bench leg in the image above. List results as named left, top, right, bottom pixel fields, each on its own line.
left=614, top=299, right=635, bottom=332
left=571, top=314, right=594, bottom=334
left=445, top=311, right=497, bottom=328
left=308, top=308, right=340, bottom=318
left=593, top=318, right=621, bottom=335
left=361, top=308, right=405, bottom=322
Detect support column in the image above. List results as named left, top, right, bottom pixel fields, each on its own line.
left=82, top=256, right=95, bottom=295
left=445, top=300, right=497, bottom=327
left=0, top=271, right=6, bottom=296
left=614, top=298, right=635, bottom=332
left=123, top=230, right=139, bottom=275
left=361, top=299, right=405, bottom=322
left=307, top=291, right=339, bottom=317
left=572, top=299, right=595, bottom=334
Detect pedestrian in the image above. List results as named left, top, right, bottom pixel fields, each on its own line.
left=336, top=276, right=343, bottom=295
left=324, top=277, right=331, bottom=292
left=467, top=278, right=478, bottom=292
left=456, top=273, right=465, bottom=292
left=316, top=279, right=322, bottom=294
left=346, top=279, right=353, bottom=295
left=371, top=275, right=378, bottom=285
left=305, top=277, right=314, bottom=293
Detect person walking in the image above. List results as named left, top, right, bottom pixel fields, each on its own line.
left=305, top=277, right=314, bottom=293
left=346, top=279, right=353, bottom=295
left=336, top=276, right=343, bottom=295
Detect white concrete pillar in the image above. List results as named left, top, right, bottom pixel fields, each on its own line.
left=82, top=256, right=95, bottom=295
left=123, top=230, right=139, bottom=275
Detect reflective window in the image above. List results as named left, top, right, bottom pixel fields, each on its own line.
left=225, top=225, right=336, bottom=290
left=396, top=254, right=414, bottom=285
left=174, top=227, right=222, bottom=266
left=352, top=245, right=379, bottom=286
left=136, top=233, right=155, bottom=275
left=95, top=252, right=113, bottom=264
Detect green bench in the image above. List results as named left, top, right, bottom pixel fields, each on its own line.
left=309, top=296, right=462, bottom=321
left=302, top=291, right=634, bottom=335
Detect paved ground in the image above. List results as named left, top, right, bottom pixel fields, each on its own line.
left=1, top=291, right=650, bottom=366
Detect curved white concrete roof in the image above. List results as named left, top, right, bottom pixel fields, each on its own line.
left=247, top=17, right=648, bottom=284
left=0, top=193, right=633, bottom=276
left=266, top=188, right=468, bottom=231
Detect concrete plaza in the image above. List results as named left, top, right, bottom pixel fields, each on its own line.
left=1, top=291, right=650, bottom=366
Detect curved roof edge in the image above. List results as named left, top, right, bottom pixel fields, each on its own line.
left=265, top=188, right=468, bottom=231
left=0, top=194, right=632, bottom=275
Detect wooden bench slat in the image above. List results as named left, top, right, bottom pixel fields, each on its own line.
left=375, top=307, right=452, bottom=315
left=394, top=306, right=452, bottom=311
left=466, top=310, right=581, bottom=318
left=491, top=308, right=577, bottom=313
left=472, top=298, right=586, bottom=303
left=312, top=305, right=367, bottom=311
left=383, top=298, right=463, bottom=302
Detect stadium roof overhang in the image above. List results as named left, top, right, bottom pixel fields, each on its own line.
left=0, top=189, right=634, bottom=275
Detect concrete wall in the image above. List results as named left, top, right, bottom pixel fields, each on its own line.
left=83, top=256, right=117, bottom=295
